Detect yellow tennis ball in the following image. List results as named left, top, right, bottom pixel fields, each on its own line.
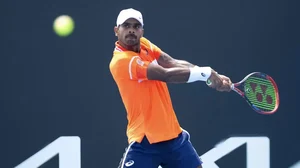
left=53, top=15, right=74, bottom=37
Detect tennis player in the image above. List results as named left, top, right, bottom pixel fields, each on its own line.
left=110, top=8, right=232, bottom=168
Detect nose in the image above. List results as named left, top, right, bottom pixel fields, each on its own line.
left=128, top=28, right=135, bottom=34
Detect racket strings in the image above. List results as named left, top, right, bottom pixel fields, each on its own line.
left=244, top=77, right=277, bottom=111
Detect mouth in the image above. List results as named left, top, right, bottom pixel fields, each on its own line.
left=126, top=34, right=137, bottom=39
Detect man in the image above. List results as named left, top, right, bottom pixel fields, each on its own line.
left=109, top=8, right=232, bottom=168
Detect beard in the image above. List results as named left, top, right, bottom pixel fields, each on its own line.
left=124, top=34, right=139, bottom=46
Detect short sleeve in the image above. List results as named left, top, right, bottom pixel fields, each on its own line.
left=129, top=56, right=150, bottom=81
left=111, top=55, right=150, bottom=81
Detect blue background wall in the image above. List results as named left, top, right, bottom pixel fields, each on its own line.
left=1, top=0, right=299, bottom=167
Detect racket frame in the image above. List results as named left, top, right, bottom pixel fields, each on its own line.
left=231, top=72, right=280, bottom=114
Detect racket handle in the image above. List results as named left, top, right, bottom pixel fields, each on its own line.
left=207, top=79, right=234, bottom=89
left=207, top=79, right=235, bottom=92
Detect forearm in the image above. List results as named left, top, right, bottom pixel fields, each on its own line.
left=163, top=67, right=190, bottom=83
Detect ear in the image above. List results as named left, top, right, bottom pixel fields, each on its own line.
left=114, top=26, right=118, bottom=36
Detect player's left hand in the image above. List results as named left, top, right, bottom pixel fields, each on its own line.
left=216, top=75, right=232, bottom=92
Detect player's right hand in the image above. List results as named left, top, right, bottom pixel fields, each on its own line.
left=207, top=69, right=223, bottom=89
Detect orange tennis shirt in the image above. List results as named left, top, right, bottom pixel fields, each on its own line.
left=109, top=37, right=182, bottom=144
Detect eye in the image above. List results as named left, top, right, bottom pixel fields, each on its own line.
left=122, top=23, right=130, bottom=28
left=134, top=25, right=142, bottom=29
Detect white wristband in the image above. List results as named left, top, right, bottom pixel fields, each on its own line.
left=187, top=66, right=212, bottom=83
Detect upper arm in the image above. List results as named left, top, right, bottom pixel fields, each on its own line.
left=144, top=38, right=177, bottom=68
left=157, top=51, right=177, bottom=68
left=144, top=38, right=186, bottom=68
left=157, top=51, right=194, bottom=68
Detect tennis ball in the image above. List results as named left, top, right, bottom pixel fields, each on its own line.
left=53, top=15, right=74, bottom=37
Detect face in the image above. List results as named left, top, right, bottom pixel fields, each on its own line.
left=114, top=18, right=144, bottom=47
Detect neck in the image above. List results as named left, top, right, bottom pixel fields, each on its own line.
left=119, top=41, right=140, bottom=53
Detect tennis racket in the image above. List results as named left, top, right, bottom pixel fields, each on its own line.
left=209, top=72, right=280, bottom=114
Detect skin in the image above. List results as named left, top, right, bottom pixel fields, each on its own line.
left=114, top=18, right=232, bottom=168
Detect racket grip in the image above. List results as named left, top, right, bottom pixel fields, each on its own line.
left=207, top=79, right=234, bottom=91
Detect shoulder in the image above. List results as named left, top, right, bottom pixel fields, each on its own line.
left=140, top=37, right=156, bottom=51
left=140, top=37, right=162, bottom=59
left=110, top=51, right=137, bottom=70
left=140, top=37, right=150, bottom=45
